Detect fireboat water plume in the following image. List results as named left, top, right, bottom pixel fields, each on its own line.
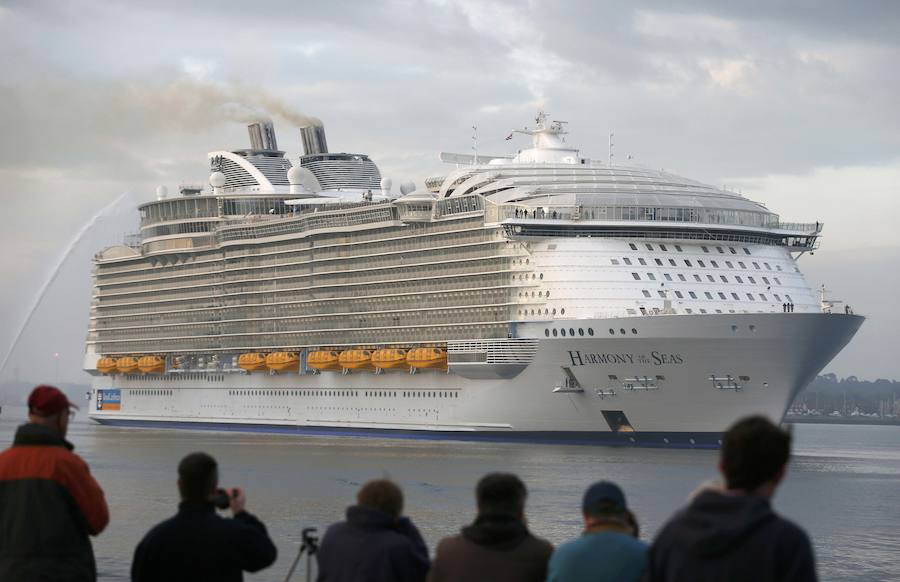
left=0, top=191, right=131, bottom=380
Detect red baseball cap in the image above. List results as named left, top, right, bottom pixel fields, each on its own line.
left=27, top=385, right=79, bottom=416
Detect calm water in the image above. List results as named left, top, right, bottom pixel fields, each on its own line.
left=1, top=408, right=898, bottom=581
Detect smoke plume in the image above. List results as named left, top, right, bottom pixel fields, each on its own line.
left=123, top=79, right=322, bottom=131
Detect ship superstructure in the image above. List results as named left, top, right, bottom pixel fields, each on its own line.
left=84, top=114, right=862, bottom=446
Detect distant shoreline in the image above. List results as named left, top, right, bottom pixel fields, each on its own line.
left=785, top=416, right=900, bottom=427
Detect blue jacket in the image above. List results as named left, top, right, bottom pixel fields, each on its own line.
left=131, top=501, right=277, bottom=582
left=316, top=505, right=430, bottom=582
left=647, top=490, right=816, bottom=582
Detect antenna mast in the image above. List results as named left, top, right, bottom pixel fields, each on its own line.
left=608, top=131, right=614, bottom=166
left=472, top=125, right=478, bottom=165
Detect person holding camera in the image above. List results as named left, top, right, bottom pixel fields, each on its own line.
left=131, top=452, right=277, bottom=582
left=316, top=478, right=429, bottom=582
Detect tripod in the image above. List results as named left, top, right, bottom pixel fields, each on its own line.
left=284, top=527, right=319, bottom=582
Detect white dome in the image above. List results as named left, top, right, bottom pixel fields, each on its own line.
left=209, top=172, right=226, bottom=188
left=287, top=165, right=305, bottom=185
left=380, top=177, right=393, bottom=192
left=155, top=185, right=168, bottom=200
left=399, top=180, right=416, bottom=196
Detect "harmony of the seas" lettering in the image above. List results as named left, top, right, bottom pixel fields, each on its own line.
left=567, top=350, right=684, bottom=367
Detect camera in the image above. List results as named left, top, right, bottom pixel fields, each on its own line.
left=211, top=488, right=235, bottom=509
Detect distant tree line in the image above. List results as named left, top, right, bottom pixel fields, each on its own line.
left=791, top=374, right=900, bottom=417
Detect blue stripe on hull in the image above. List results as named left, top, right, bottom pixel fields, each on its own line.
left=91, top=418, right=722, bottom=449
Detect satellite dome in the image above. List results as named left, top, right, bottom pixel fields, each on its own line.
left=287, top=165, right=305, bottom=185
left=399, top=180, right=416, bottom=196
left=155, top=185, right=168, bottom=200
left=380, top=177, right=393, bottom=192
left=209, top=172, right=226, bottom=188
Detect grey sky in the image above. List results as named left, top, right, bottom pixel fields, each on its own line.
left=1, top=0, right=899, bottom=393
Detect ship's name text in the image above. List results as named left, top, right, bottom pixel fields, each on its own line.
left=567, top=350, right=684, bottom=367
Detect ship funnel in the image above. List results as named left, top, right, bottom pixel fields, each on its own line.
left=248, top=121, right=279, bottom=151
left=300, top=124, right=328, bottom=156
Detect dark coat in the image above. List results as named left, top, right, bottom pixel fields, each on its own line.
left=0, top=423, right=109, bottom=582
left=131, top=501, right=277, bottom=582
left=316, top=505, right=430, bottom=582
left=646, top=490, right=817, bottom=582
left=427, top=514, right=553, bottom=582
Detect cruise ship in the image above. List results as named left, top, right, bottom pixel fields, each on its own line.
left=84, top=113, right=863, bottom=446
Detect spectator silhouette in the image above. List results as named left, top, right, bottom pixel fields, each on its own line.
left=547, top=481, right=647, bottom=582
left=131, top=452, right=277, bottom=582
left=646, top=416, right=817, bottom=582
left=427, top=473, right=552, bottom=582
left=316, top=478, right=429, bottom=582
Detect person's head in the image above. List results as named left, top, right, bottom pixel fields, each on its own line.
left=581, top=481, right=630, bottom=530
left=719, top=415, right=791, bottom=497
left=475, top=473, right=527, bottom=519
left=178, top=452, right=219, bottom=502
left=357, top=479, right=404, bottom=518
left=27, top=385, right=77, bottom=437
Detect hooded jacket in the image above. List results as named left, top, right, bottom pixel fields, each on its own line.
left=646, top=490, right=817, bottom=582
left=0, top=422, right=109, bottom=582
left=427, top=514, right=553, bottom=582
left=316, top=505, right=430, bottom=582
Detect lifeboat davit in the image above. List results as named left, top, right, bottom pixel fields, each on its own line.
left=406, top=347, right=448, bottom=370
left=138, top=355, right=165, bottom=374
left=339, top=349, right=373, bottom=370
left=307, top=350, right=341, bottom=371
left=116, top=357, right=139, bottom=374
left=371, top=348, right=410, bottom=370
left=238, top=353, right=268, bottom=373
left=266, top=352, right=299, bottom=373
left=96, top=357, right=117, bottom=375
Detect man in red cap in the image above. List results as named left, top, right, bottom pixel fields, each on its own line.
left=0, top=384, right=109, bottom=581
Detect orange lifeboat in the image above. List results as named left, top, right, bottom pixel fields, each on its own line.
left=406, top=347, right=448, bottom=370
left=339, top=349, right=373, bottom=370
left=371, top=348, right=410, bottom=370
left=238, top=353, right=268, bottom=373
left=96, top=357, right=117, bottom=375
left=138, top=355, right=165, bottom=374
left=307, top=350, right=341, bottom=371
left=116, top=357, right=139, bottom=374
left=266, top=352, right=299, bottom=373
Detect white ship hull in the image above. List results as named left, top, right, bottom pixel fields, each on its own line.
left=88, top=313, right=862, bottom=447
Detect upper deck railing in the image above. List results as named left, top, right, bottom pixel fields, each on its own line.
left=491, top=203, right=820, bottom=235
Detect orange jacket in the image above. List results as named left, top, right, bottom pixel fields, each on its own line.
left=0, top=423, right=109, bottom=581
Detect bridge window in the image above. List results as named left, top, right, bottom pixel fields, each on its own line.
left=629, top=243, right=638, bottom=250
left=731, top=293, right=740, bottom=300
left=689, top=291, right=697, bottom=299
left=743, top=247, right=752, bottom=255
left=684, top=259, right=693, bottom=267
left=702, top=246, right=710, bottom=253
left=697, top=260, right=706, bottom=267
left=638, top=258, right=647, bottom=265
left=646, top=244, right=654, bottom=251
left=659, top=244, right=668, bottom=251
left=632, top=273, right=641, bottom=280
left=623, top=258, right=633, bottom=265
left=642, top=290, right=651, bottom=297
left=647, top=273, right=656, bottom=281
left=675, top=291, right=684, bottom=298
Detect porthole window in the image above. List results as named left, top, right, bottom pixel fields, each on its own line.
left=561, top=308, right=565, bottom=315
left=544, top=328, right=550, bottom=337
left=588, top=328, right=594, bottom=336
left=539, top=273, right=544, bottom=279
left=561, top=328, right=567, bottom=336
left=570, top=328, right=576, bottom=336
left=578, top=328, right=584, bottom=336
left=619, top=328, right=626, bottom=335
left=609, top=328, right=615, bottom=335
left=631, top=328, right=637, bottom=334
left=552, top=329, right=558, bottom=337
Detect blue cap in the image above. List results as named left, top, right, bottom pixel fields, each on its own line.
left=582, top=481, right=627, bottom=514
